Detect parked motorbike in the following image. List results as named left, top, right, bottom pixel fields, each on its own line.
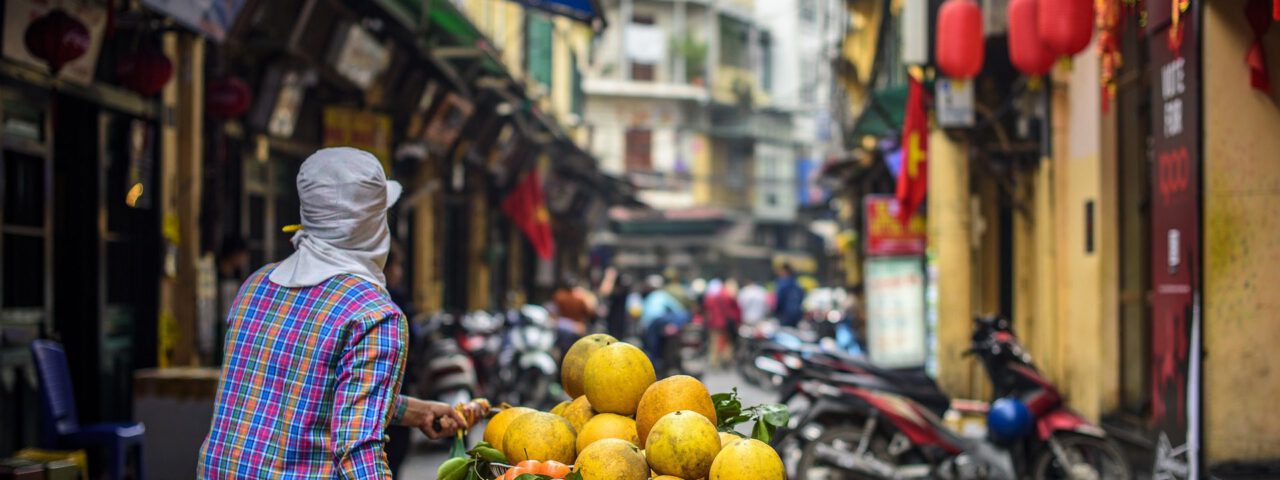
left=458, top=310, right=505, bottom=398
left=494, top=305, right=560, bottom=409
left=780, top=316, right=1130, bottom=479
left=408, top=312, right=478, bottom=409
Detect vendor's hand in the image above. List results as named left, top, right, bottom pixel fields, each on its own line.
left=403, top=398, right=466, bottom=439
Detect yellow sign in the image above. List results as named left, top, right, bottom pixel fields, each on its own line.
left=323, top=107, right=393, bottom=173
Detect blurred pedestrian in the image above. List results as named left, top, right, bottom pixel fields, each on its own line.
left=738, top=279, right=769, bottom=326
left=381, top=243, right=420, bottom=478
left=774, top=263, right=805, bottom=328
left=214, top=236, right=250, bottom=365
left=702, top=279, right=740, bottom=370
left=639, top=275, right=688, bottom=369
left=199, top=148, right=465, bottom=479
left=553, top=276, right=591, bottom=333
left=600, top=268, right=634, bottom=340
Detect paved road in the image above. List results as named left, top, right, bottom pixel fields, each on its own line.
left=399, top=368, right=775, bottom=479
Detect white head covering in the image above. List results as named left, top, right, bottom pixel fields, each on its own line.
left=268, top=147, right=402, bottom=288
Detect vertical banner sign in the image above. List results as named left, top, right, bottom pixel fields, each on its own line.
left=865, top=257, right=927, bottom=368
left=1148, top=1, right=1201, bottom=478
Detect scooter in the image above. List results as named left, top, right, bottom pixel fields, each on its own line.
left=783, top=316, right=1130, bottom=479
left=408, top=312, right=479, bottom=410
left=458, top=310, right=505, bottom=397
left=494, top=305, right=560, bottom=409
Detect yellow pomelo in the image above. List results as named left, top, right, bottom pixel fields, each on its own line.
left=550, top=400, right=572, bottom=416
left=482, top=406, right=535, bottom=448
left=577, top=413, right=639, bottom=451
left=635, top=375, right=717, bottom=444
left=502, top=411, right=577, bottom=464
left=562, top=334, right=618, bottom=398
left=709, top=438, right=785, bottom=480
left=584, top=343, right=655, bottom=415
left=562, top=394, right=596, bottom=432
left=719, top=432, right=743, bottom=449
left=572, top=438, right=649, bottom=480
left=645, top=410, right=721, bottom=480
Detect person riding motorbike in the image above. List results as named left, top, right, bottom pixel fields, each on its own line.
left=639, top=275, right=689, bottom=372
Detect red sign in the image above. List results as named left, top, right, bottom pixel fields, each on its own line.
left=1149, top=4, right=1200, bottom=476
left=864, top=195, right=926, bottom=256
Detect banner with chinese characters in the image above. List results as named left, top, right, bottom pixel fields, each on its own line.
left=1148, top=1, right=1201, bottom=478
left=323, top=107, right=393, bottom=173
left=865, top=256, right=927, bottom=369
left=864, top=195, right=927, bottom=256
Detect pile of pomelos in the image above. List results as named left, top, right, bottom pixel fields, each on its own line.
left=479, top=334, right=786, bottom=480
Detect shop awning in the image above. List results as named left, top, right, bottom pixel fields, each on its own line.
left=513, top=0, right=606, bottom=29
left=848, top=84, right=908, bottom=140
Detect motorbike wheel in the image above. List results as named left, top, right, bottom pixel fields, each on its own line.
left=1032, top=433, right=1131, bottom=480
left=796, top=425, right=893, bottom=480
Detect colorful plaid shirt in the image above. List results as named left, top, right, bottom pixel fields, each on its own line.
left=199, top=265, right=408, bottom=479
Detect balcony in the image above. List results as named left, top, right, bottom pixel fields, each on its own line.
left=582, top=77, right=710, bottom=102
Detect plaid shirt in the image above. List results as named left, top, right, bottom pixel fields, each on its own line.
left=200, top=265, right=408, bottom=479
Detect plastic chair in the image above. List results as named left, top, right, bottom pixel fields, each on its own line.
left=30, top=340, right=145, bottom=480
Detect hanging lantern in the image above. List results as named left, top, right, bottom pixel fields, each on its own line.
left=206, top=76, right=253, bottom=118
left=936, top=0, right=985, bottom=79
left=23, top=9, right=90, bottom=75
left=116, top=47, right=173, bottom=97
left=1039, top=0, right=1094, bottom=56
left=1007, top=0, right=1055, bottom=76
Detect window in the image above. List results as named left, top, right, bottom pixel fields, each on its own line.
left=624, top=128, right=652, bottom=171
left=800, top=0, right=817, bottom=22
left=526, top=14, right=554, bottom=88
left=629, top=15, right=658, bottom=81
left=571, top=52, right=584, bottom=116
left=761, top=33, right=773, bottom=93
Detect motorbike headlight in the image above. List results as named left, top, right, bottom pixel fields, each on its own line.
left=783, top=355, right=804, bottom=370
left=801, top=423, right=825, bottom=441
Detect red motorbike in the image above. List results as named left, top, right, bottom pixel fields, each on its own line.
left=782, top=316, right=1130, bottom=479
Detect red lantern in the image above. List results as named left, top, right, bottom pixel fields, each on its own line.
left=1038, top=0, right=1094, bottom=57
left=936, top=0, right=985, bottom=79
left=23, top=9, right=90, bottom=75
left=1007, top=0, right=1055, bottom=75
left=116, top=48, right=173, bottom=97
left=206, top=76, right=253, bottom=118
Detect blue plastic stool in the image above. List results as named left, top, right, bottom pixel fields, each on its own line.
left=30, top=340, right=145, bottom=480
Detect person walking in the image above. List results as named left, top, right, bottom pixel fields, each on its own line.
left=774, top=263, right=805, bottom=328
left=639, top=275, right=687, bottom=371
left=599, top=268, right=634, bottom=341
left=199, top=148, right=465, bottom=479
left=701, top=279, right=740, bottom=370
left=737, top=279, right=769, bottom=326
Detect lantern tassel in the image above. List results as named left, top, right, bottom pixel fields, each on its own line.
left=1246, top=0, right=1273, bottom=92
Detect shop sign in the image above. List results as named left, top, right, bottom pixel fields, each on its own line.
left=1148, top=2, right=1201, bottom=478
left=323, top=107, right=393, bottom=172
left=2, top=0, right=107, bottom=85
left=329, top=23, right=391, bottom=91
left=139, top=0, right=246, bottom=41
left=936, top=78, right=975, bottom=127
left=865, top=256, right=927, bottom=369
left=864, top=194, right=926, bottom=256
left=423, top=92, right=474, bottom=153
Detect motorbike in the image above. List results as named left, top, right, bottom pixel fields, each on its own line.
left=780, top=316, right=1131, bottom=479
left=408, top=312, right=479, bottom=410
left=458, top=310, right=506, bottom=398
left=494, top=305, right=560, bottom=409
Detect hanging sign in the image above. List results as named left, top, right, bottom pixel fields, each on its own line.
left=1148, top=2, right=1201, bottom=478
left=936, top=78, right=975, bottom=127
left=323, top=107, right=393, bottom=172
left=140, top=0, right=246, bottom=41
left=865, top=195, right=927, bottom=256
left=2, top=0, right=107, bottom=85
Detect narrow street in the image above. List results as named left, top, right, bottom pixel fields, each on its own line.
left=400, top=369, right=774, bottom=479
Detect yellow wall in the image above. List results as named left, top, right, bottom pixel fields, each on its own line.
left=928, top=130, right=977, bottom=398
left=1201, top=0, right=1280, bottom=462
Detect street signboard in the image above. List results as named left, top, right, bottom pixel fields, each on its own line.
left=864, top=195, right=927, bottom=256
left=865, top=256, right=927, bottom=368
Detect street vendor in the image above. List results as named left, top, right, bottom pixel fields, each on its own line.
left=199, top=147, right=466, bottom=479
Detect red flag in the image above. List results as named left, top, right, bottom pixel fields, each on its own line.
left=895, top=75, right=928, bottom=224
left=501, top=170, right=555, bottom=260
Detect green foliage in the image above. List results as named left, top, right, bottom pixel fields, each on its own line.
left=712, top=388, right=791, bottom=444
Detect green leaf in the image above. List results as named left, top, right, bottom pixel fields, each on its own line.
left=564, top=473, right=585, bottom=480
left=712, top=389, right=743, bottom=428
left=757, top=404, right=791, bottom=427
left=512, top=475, right=553, bottom=480
left=751, top=419, right=778, bottom=444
